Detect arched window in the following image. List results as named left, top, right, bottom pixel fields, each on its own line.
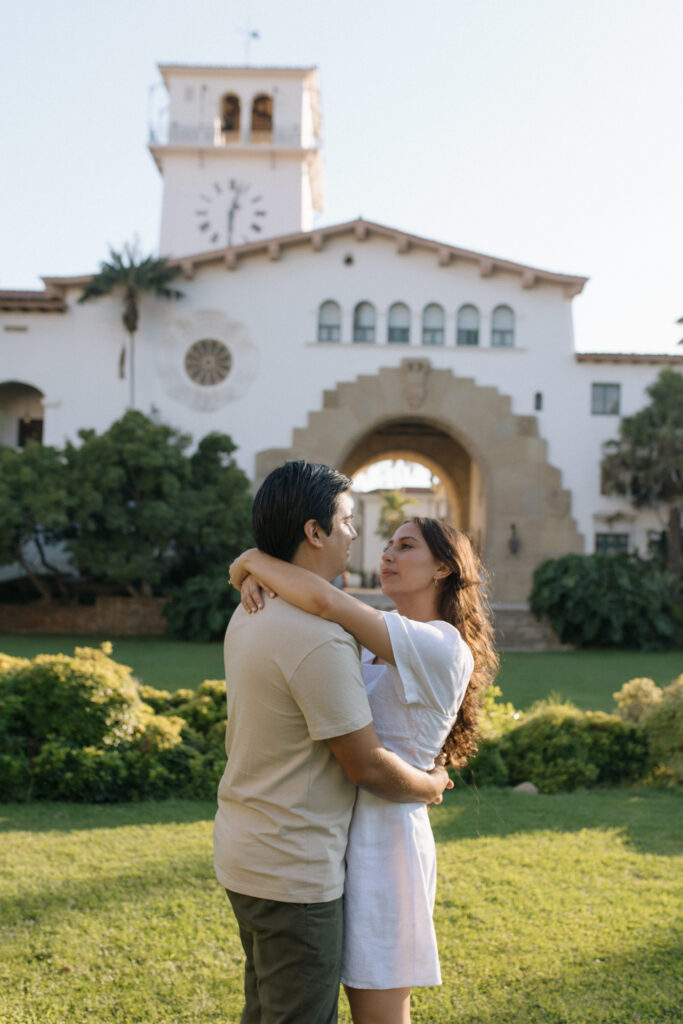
left=353, top=302, right=376, bottom=343
left=422, top=303, right=445, bottom=346
left=0, top=381, right=44, bottom=448
left=387, top=302, right=410, bottom=344
left=456, top=304, right=479, bottom=346
left=250, top=94, right=273, bottom=138
left=491, top=305, right=514, bottom=347
left=220, top=94, right=241, bottom=136
left=318, top=301, right=341, bottom=342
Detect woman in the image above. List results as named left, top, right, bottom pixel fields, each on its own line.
left=229, top=517, right=498, bottom=1024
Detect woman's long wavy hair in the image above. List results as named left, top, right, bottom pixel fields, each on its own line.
left=410, top=517, right=499, bottom=769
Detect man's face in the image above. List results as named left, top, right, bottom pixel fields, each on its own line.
left=322, top=490, right=357, bottom=578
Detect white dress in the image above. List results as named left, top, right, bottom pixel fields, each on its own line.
left=340, top=611, right=474, bottom=990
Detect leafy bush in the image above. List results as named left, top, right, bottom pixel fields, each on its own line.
left=0, top=645, right=227, bottom=803
left=496, top=699, right=648, bottom=794
left=0, top=752, right=32, bottom=802
left=477, top=684, right=521, bottom=739
left=165, top=568, right=239, bottom=642
left=642, top=676, right=683, bottom=783
left=32, top=742, right=130, bottom=802
left=0, top=643, right=150, bottom=758
left=530, top=553, right=683, bottom=649
left=456, top=738, right=509, bottom=788
left=613, top=677, right=664, bottom=723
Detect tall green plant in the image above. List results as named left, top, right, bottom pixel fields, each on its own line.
left=77, top=243, right=182, bottom=409
left=375, top=489, right=414, bottom=541
left=601, top=369, right=683, bottom=577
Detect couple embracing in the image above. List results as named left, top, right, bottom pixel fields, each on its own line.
left=213, top=460, right=498, bottom=1023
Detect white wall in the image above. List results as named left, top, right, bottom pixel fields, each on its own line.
left=1, top=229, right=678, bottom=564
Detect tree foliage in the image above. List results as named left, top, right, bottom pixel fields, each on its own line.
left=64, top=412, right=192, bottom=596
left=62, top=411, right=253, bottom=609
left=0, top=442, right=70, bottom=600
left=0, top=412, right=253, bottom=634
left=375, top=489, right=414, bottom=541
left=601, top=368, right=683, bottom=575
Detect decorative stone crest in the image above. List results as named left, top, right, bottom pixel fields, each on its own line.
left=400, top=357, right=430, bottom=410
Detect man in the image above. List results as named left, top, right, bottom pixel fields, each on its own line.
left=214, top=460, right=450, bottom=1024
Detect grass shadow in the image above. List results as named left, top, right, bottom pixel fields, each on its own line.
left=430, top=785, right=683, bottom=857
left=0, top=799, right=216, bottom=834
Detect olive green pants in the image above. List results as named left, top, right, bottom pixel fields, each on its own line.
left=226, top=889, right=344, bottom=1024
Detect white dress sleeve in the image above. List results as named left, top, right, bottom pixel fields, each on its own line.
left=382, top=611, right=474, bottom=719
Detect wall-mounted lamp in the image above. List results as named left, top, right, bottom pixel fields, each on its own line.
left=508, top=523, right=520, bottom=555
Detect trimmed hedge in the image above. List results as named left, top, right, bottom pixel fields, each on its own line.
left=1, top=646, right=681, bottom=801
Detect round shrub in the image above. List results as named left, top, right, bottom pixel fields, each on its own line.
left=530, top=553, right=683, bottom=649
left=613, top=677, right=663, bottom=724
left=642, top=676, right=683, bottom=783
left=0, top=644, right=149, bottom=757
left=499, top=700, right=647, bottom=793
left=0, top=645, right=228, bottom=802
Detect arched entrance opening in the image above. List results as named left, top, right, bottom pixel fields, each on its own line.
left=0, top=382, right=44, bottom=448
left=340, top=420, right=486, bottom=584
left=255, top=358, right=582, bottom=603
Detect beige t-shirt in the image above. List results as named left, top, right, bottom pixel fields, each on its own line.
left=213, top=598, right=372, bottom=903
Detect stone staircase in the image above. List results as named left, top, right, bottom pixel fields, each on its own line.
left=347, top=590, right=564, bottom=651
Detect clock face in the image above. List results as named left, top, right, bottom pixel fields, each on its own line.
left=195, top=178, right=268, bottom=247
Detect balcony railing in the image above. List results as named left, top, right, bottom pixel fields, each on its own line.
left=148, top=119, right=314, bottom=149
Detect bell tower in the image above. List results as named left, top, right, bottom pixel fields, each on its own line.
left=149, top=65, right=325, bottom=257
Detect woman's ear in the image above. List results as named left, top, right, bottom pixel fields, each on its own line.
left=434, top=563, right=451, bottom=581
left=303, top=518, right=324, bottom=549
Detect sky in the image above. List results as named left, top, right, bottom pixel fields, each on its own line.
left=1, top=0, right=681, bottom=355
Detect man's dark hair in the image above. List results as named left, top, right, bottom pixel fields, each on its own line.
left=252, top=460, right=352, bottom=562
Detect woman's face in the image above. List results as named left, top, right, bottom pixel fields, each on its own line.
left=379, top=522, right=446, bottom=597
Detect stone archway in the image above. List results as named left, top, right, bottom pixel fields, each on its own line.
left=255, top=358, right=583, bottom=602
left=342, top=422, right=478, bottom=545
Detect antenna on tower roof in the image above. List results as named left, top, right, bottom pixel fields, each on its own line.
left=239, top=27, right=260, bottom=65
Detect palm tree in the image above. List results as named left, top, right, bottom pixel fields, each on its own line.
left=78, top=242, right=182, bottom=409
left=376, top=489, right=415, bottom=541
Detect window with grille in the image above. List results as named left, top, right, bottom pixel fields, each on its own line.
left=591, top=383, right=620, bottom=415
left=491, top=305, right=514, bottom=347
left=387, top=302, right=410, bottom=344
left=422, top=303, right=445, bottom=346
left=318, top=301, right=341, bottom=342
left=353, top=302, right=376, bottom=343
left=595, top=533, right=629, bottom=554
left=456, top=304, right=479, bottom=346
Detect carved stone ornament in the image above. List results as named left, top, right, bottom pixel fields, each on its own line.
left=400, top=357, right=431, bottom=410
left=184, top=338, right=233, bottom=386
left=156, top=310, right=258, bottom=410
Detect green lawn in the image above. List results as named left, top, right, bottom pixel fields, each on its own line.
left=0, top=635, right=225, bottom=692
left=1, top=634, right=681, bottom=712
left=1, top=790, right=681, bottom=1024
left=498, top=649, right=683, bottom=711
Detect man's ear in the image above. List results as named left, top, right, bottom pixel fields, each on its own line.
left=303, top=518, right=324, bottom=549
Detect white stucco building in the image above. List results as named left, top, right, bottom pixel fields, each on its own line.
left=1, top=63, right=680, bottom=603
